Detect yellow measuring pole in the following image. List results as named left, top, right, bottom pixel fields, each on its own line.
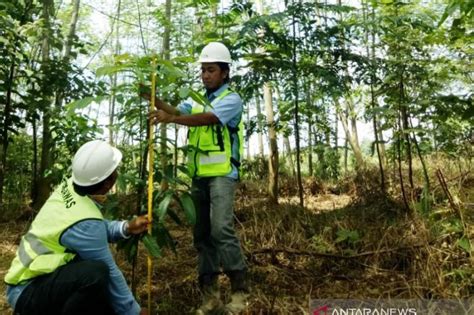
left=147, top=57, right=157, bottom=313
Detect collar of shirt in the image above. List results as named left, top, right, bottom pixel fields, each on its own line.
left=206, top=83, right=229, bottom=102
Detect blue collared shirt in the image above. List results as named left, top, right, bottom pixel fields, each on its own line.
left=177, top=84, right=243, bottom=179
left=6, top=220, right=140, bottom=315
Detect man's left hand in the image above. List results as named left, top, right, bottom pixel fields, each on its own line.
left=127, top=215, right=149, bottom=235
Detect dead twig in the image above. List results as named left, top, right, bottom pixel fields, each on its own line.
left=436, top=169, right=459, bottom=215
left=247, top=244, right=427, bottom=260
left=432, top=170, right=471, bottom=189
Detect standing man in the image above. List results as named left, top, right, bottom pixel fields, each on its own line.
left=5, top=140, right=149, bottom=315
left=145, top=42, right=248, bottom=314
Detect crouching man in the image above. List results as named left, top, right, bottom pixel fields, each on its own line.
left=5, top=140, right=148, bottom=315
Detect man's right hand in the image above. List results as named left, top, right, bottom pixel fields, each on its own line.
left=138, top=83, right=180, bottom=117
left=140, top=307, right=149, bottom=315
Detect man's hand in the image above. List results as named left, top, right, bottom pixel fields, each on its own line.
left=127, top=215, right=149, bottom=235
left=139, top=307, right=149, bottom=315
left=149, top=109, right=175, bottom=124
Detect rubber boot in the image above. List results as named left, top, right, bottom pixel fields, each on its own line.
left=196, top=278, right=225, bottom=315
left=224, top=270, right=249, bottom=314
left=225, top=291, right=249, bottom=314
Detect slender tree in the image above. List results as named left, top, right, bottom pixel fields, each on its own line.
left=255, top=95, right=264, bottom=158
left=160, top=0, right=172, bottom=191
left=109, top=0, right=121, bottom=145
left=33, top=0, right=55, bottom=210
left=362, top=0, right=385, bottom=192
left=256, top=0, right=279, bottom=203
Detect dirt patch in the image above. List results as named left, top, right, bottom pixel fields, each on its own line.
left=0, top=221, right=28, bottom=315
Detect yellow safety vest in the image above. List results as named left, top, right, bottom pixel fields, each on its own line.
left=5, top=178, right=103, bottom=285
left=187, top=88, right=244, bottom=178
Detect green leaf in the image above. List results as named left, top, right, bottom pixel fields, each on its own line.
left=154, top=223, right=177, bottom=254
left=189, top=89, right=211, bottom=107
left=66, top=95, right=107, bottom=114
left=438, top=2, right=458, bottom=26
left=96, top=64, right=129, bottom=77
left=157, top=191, right=174, bottom=221
left=457, top=236, right=471, bottom=253
left=142, top=234, right=162, bottom=258
left=335, top=229, right=360, bottom=244
left=178, top=192, right=196, bottom=225
left=179, top=87, right=190, bottom=99
left=116, top=236, right=139, bottom=263
left=160, top=60, right=186, bottom=79
left=166, top=208, right=182, bottom=226
left=441, top=219, right=464, bottom=233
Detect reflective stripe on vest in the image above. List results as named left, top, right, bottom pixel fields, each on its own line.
left=187, top=89, right=244, bottom=177
left=17, top=232, right=53, bottom=267
left=5, top=178, right=103, bottom=285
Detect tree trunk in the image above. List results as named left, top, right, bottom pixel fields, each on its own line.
left=264, top=84, right=279, bottom=204
left=290, top=0, right=304, bottom=207
left=305, top=80, right=313, bottom=177
left=283, top=136, right=296, bottom=178
left=397, top=112, right=410, bottom=212
left=246, top=107, right=251, bottom=160
left=336, top=0, right=364, bottom=173
left=64, top=0, right=80, bottom=59
left=377, top=126, right=387, bottom=170
left=308, top=124, right=313, bottom=177
left=335, top=99, right=364, bottom=170
left=33, top=0, right=55, bottom=210
left=0, top=63, right=15, bottom=205
left=363, top=0, right=385, bottom=192
left=344, top=137, right=348, bottom=173
left=55, top=0, right=81, bottom=108
left=256, top=0, right=279, bottom=203
left=255, top=95, right=264, bottom=158
left=31, top=108, right=38, bottom=204
left=109, top=0, right=121, bottom=145
left=401, top=93, right=414, bottom=190
left=212, top=2, right=218, bottom=29
left=160, top=0, right=172, bottom=191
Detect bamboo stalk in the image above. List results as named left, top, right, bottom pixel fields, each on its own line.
left=147, top=57, right=157, bottom=313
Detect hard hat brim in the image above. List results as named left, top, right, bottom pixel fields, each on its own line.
left=198, top=57, right=232, bottom=64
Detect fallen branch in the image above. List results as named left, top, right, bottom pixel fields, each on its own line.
left=436, top=168, right=459, bottom=214
left=247, top=244, right=427, bottom=260
left=432, top=170, right=471, bottom=189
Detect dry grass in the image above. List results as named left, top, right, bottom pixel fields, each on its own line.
left=0, top=222, right=28, bottom=315
left=0, top=170, right=472, bottom=314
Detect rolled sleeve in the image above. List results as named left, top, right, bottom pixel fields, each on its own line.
left=177, top=101, right=192, bottom=115
left=104, top=220, right=130, bottom=242
left=210, top=93, right=243, bottom=125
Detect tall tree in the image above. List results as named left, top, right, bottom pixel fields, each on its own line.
left=255, top=0, right=279, bottom=204
left=33, top=0, right=55, bottom=210
left=264, top=84, right=279, bottom=203
left=290, top=0, right=304, bottom=207
left=160, top=0, right=172, bottom=191
left=335, top=0, right=364, bottom=172
left=109, top=0, right=121, bottom=145
left=362, top=0, right=385, bottom=192
left=255, top=95, right=264, bottom=158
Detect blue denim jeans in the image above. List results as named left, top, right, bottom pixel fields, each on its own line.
left=192, top=177, right=247, bottom=287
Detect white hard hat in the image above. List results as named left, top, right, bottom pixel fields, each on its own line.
left=72, top=140, right=122, bottom=187
left=198, top=42, right=232, bottom=64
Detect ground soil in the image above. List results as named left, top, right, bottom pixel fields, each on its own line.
left=0, top=178, right=472, bottom=314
